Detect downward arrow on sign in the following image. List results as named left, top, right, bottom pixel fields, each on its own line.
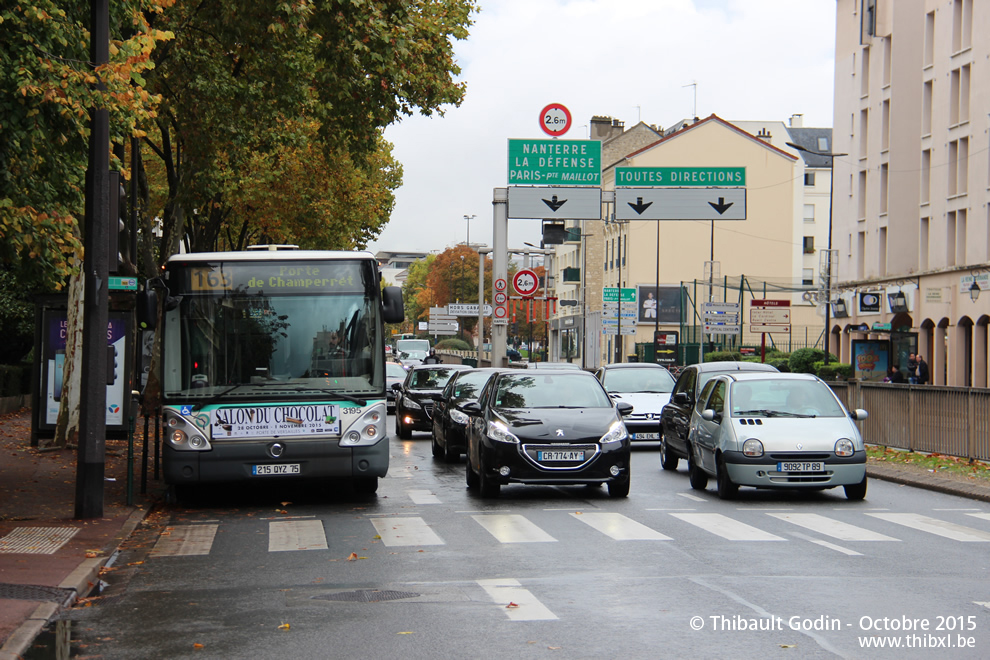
left=627, top=197, right=654, bottom=215
left=542, top=195, right=567, bottom=212
left=708, top=197, right=734, bottom=215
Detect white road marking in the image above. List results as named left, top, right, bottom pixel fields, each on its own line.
left=867, top=513, right=990, bottom=542
left=477, top=578, right=558, bottom=621
left=472, top=515, right=556, bottom=543
left=407, top=489, right=441, bottom=505
left=150, top=524, right=218, bottom=557
left=569, top=512, right=671, bottom=540
left=669, top=513, right=785, bottom=541
left=371, top=517, right=445, bottom=546
left=788, top=531, right=863, bottom=556
left=967, top=513, right=990, bottom=522
left=677, top=492, right=706, bottom=502
left=767, top=513, right=899, bottom=542
left=0, top=527, right=78, bottom=555
left=269, top=520, right=328, bottom=552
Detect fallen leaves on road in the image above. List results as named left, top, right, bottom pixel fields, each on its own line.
left=278, top=623, right=290, bottom=631
left=193, top=643, right=204, bottom=649
left=506, top=602, right=519, bottom=609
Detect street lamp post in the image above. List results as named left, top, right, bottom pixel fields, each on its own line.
left=463, top=214, right=476, bottom=246
left=786, top=142, right=847, bottom=366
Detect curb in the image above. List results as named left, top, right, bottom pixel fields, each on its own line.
left=867, top=465, right=990, bottom=503
left=0, top=504, right=153, bottom=660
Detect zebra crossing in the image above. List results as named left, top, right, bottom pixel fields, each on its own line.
left=149, top=500, right=990, bottom=559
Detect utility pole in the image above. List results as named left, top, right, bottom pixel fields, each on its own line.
left=76, top=0, right=111, bottom=518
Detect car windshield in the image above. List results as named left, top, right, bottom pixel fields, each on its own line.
left=603, top=367, right=675, bottom=393
left=409, top=368, right=463, bottom=390
left=386, top=363, right=407, bottom=378
left=400, top=350, right=428, bottom=360
left=451, top=371, right=495, bottom=402
left=494, top=374, right=612, bottom=409
left=730, top=380, right=845, bottom=418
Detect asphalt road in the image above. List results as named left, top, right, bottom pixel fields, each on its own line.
left=67, top=432, right=990, bottom=659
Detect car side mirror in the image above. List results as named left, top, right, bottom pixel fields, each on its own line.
left=461, top=401, right=482, bottom=415
left=672, top=392, right=690, bottom=406
left=701, top=409, right=719, bottom=422
left=850, top=408, right=869, bottom=421
left=616, top=401, right=633, bottom=417
left=391, top=382, right=403, bottom=392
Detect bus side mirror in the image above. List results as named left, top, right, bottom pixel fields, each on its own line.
left=136, top=289, right=158, bottom=330
left=382, top=286, right=404, bottom=324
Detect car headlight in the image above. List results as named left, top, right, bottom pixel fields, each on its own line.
left=487, top=420, right=520, bottom=444
left=599, top=420, right=628, bottom=445
left=403, top=397, right=422, bottom=410
left=835, top=438, right=855, bottom=457
left=742, top=438, right=764, bottom=457
left=449, top=408, right=469, bottom=425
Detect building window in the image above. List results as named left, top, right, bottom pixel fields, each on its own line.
left=859, top=109, right=869, bottom=158
left=957, top=209, right=968, bottom=264
left=922, top=80, right=933, bottom=136
left=879, top=227, right=887, bottom=276
left=882, top=36, right=892, bottom=87
left=881, top=100, right=890, bottom=151
left=949, top=139, right=969, bottom=196
left=804, top=172, right=816, bottom=186
left=803, top=236, right=815, bottom=254
left=952, top=0, right=973, bottom=53
left=921, top=149, right=931, bottom=204
left=947, top=211, right=957, bottom=267
left=802, top=268, right=814, bottom=287
left=920, top=217, right=930, bottom=270
left=857, top=170, right=867, bottom=220
left=924, top=11, right=935, bottom=67
left=880, top=163, right=888, bottom=214
left=804, top=204, right=816, bottom=223
left=857, top=231, right=866, bottom=280
left=861, top=46, right=870, bottom=96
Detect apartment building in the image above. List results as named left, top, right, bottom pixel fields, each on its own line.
left=833, top=0, right=989, bottom=386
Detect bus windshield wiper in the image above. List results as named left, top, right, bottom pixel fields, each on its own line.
left=271, top=385, right=368, bottom=406
left=192, top=383, right=255, bottom=411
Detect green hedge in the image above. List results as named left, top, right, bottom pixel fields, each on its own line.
left=788, top=348, right=826, bottom=374
left=0, top=364, right=30, bottom=397
left=703, top=350, right=741, bottom=362
left=435, top=337, right=472, bottom=351
left=816, top=361, right=852, bottom=381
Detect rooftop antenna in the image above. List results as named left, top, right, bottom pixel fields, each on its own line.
left=635, top=105, right=641, bottom=122
left=683, top=81, right=697, bottom=118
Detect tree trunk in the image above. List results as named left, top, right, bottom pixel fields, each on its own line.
left=49, top=268, right=85, bottom=449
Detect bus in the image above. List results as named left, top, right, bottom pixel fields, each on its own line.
left=141, top=248, right=404, bottom=501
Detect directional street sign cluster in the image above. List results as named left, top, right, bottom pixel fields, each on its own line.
left=750, top=299, right=791, bottom=334
left=702, top=301, right=740, bottom=336
left=508, top=138, right=601, bottom=187
left=614, top=166, right=747, bottom=221
left=603, top=287, right=637, bottom=335
left=428, top=307, right=459, bottom=336
left=448, top=303, right=493, bottom=317
left=508, top=186, right=602, bottom=220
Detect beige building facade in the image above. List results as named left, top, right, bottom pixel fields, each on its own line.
left=832, top=0, right=990, bottom=387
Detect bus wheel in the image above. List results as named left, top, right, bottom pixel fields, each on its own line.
left=353, top=477, right=378, bottom=495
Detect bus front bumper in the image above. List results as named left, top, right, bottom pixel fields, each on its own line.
left=163, top=437, right=389, bottom=484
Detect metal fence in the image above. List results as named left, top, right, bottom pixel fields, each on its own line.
left=829, top=381, right=990, bottom=462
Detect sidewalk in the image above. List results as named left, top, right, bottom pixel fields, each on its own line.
left=2, top=408, right=990, bottom=658
left=0, top=408, right=161, bottom=659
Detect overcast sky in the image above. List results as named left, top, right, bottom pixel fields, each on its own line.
left=368, top=0, right=836, bottom=257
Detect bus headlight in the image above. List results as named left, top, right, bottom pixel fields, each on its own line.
left=165, top=414, right=211, bottom=451
left=339, top=404, right=387, bottom=447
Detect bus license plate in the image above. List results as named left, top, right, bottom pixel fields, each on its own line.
left=538, top=451, right=584, bottom=462
left=777, top=461, right=823, bottom=473
left=252, top=464, right=301, bottom=476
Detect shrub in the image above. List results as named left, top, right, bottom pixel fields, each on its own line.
left=0, top=365, right=29, bottom=397
left=435, top=337, right=472, bottom=351
left=817, top=361, right=852, bottom=381
left=766, top=358, right=791, bottom=372
left=704, top=350, right=741, bottom=363
left=789, top=348, right=826, bottom=374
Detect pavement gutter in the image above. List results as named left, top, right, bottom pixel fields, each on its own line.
left=0, top=504, right=152, bottom=660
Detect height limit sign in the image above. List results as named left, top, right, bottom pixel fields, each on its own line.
left=540, top=103, right=571, bottom=137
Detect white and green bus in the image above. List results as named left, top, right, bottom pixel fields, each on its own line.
left=143, top=248, right=404, bottom=500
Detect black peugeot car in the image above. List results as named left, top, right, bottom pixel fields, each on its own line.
left=393, top=364, right=472, bottom=439
left=461, top=369, right=634, bottom=498
left=431, top=368, right=501, bottom=463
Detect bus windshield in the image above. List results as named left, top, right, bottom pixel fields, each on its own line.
left=162, top=258, right=385, bottom=401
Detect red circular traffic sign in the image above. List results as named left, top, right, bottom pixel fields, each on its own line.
left=494, top=278, right=507, bottom=291
left=494, top=306, right=508, bottom=319
left=513, top=269, right=540, bottom=297
left=494, top=291, right=507, bottom=305
left=540, top=103, right=572, bottom=137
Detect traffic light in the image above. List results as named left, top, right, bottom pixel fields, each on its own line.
left=108, top=171, right=128, bottom=273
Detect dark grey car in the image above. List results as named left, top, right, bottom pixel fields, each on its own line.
left=658, top=361, right=779, bottom=471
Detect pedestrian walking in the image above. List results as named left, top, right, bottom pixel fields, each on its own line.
left=916, top=353, right=930, bottom=384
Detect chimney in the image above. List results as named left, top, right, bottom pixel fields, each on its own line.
left=789, top=113, right=804, bottom=128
